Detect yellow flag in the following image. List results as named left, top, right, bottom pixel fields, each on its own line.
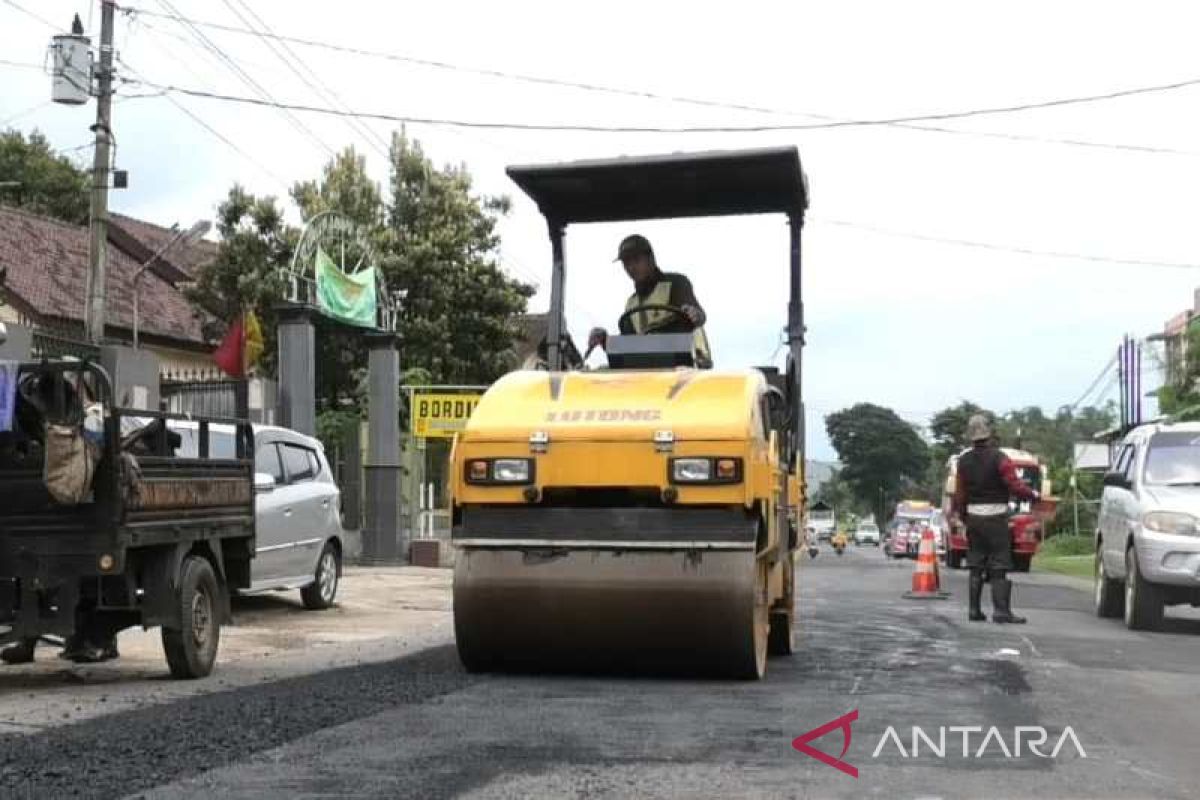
left=243, top=310, right=264, bottom=373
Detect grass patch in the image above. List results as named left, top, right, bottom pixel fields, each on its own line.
left=1038, top=534, right=1094, bottom=558
left=1033, top=535, right=1095, bottom=579
left=1034, top=555, right=1094, bottom=580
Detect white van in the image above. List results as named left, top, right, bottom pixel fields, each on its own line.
left=1094, top=421, right=1200, bottom=630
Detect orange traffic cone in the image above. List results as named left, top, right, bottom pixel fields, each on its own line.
left=904, top=527, right=950, bottom=600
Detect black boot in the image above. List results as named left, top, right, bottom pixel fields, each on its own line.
left=991, top=572, right=1026, bottom=624
left=968, top=571, right=987, bottom=621
left=0, top=638, right=37, bottom=665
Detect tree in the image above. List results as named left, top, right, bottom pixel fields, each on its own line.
left=185, top=186, right=292, bottom=374
left=385, top=132, right=534, bottom=384
left=0, top=129, right=89, bottom=224
left=815, top=467, right=865, bottom=520
left=825, top=403, right=930, bottom=525
left=929, top=401, right=994, bottom=466
left=1156, top=325, right=1200, bottom=419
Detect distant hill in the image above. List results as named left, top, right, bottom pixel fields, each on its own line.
left=805, top=459, right=838, bottom=492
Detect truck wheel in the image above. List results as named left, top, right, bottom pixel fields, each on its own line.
left=162, top=556, right=221, bottom=679
left=301, top=542, right=341, bottom=610
left=1012, top=554, right=1032, bottom=573
left=1094, top=550, right=1124, bottom=618
left=1124, top=547, right=1164, bottom=631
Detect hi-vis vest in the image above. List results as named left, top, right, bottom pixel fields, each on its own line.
left=625, top=281, right=713, bottom=368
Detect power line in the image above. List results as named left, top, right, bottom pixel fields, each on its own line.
left=2, top=0, right=58, bottom=30
left=118, top=75, right=1200, bottom=136
left=220, top=0, right=390, bottom=159
left=0, top=59, right=45, bottom=72
left=152, top=0, right=336, bottom=158
left=816, top=218, right=1200, bottom=271
left=0, top=99, right=51, bottom=126
left=118, top=56, right=291, bottom=189
left=1067, top=354, right=1119, bottom=412
left=115, top=4, right=1200, bottom=154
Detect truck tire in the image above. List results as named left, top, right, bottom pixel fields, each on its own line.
left=1012, top=554, right=1032, bottom=573
left=301, top=541, right=341, bottom=610
left=162, top=556, right=222, bottom=679
left=1124, top=547, right=1164, bottom=631
left=1094, top=549, right=1124, bottom=618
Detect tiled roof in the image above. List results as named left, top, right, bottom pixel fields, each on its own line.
left=0, top=205, right=211, bottom=347
left=108, top=212, right=218, bottom=281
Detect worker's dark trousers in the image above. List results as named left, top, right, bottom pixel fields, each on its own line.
left=966, top=514, right=1019, bottom=618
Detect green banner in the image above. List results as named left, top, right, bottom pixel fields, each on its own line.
left=316, top=247, right=377, bottom=328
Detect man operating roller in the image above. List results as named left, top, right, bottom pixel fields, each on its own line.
left=586, top=234, right=712, bottom=368
left=952, top=415, right=1040, bottom=624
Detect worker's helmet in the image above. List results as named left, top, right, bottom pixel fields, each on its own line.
left=966, top=414, right=992, bottom=442
left=614, top=234, right=654, bottom=263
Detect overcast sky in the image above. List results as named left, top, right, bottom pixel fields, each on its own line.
left=4, top=0, right=1200, bottom=460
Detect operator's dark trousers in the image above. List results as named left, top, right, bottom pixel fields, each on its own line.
left=965, top=514, right=1013, bottom=571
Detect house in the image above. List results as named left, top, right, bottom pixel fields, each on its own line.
left=513, top=312, right=584, bottom=370
left=0, top=205, right=219, bottom=376
left=1148, top=287, right=1200, bottom=391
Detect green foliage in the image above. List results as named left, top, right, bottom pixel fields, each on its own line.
left=0, top=129, right=90, bottom=224
left=190, top=136, right=534, bottom=405
left=316, top=407, right=361, bottom=454
left=1157, top=325, right=1200, bottom=419
left=814, top=468, right=865, bottom=517
left=184, top=186, right=292, bottom=374
left=385, top=133, right=533, bottom=384
left=825, top=403, right=930, bottom=524
left=928, top=400, right=994, bottom=468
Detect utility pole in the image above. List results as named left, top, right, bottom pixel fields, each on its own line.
left=84, top=1, right=116, bottom=344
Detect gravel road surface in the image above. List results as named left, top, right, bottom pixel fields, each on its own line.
left=3, top=547, right=1199, bottom=799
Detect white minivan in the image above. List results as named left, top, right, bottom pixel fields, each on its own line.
left=1094, top=421, right=1200, bottom=630
left=168, top=422, right=345, bottom=609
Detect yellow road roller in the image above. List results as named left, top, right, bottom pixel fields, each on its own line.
left=450, top=148, right=809, bottom=679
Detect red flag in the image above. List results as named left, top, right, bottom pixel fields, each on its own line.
left=213, top=314, right=246, bottom=378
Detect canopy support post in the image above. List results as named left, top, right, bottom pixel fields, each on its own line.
left=547, top=220, right=567, bottom=371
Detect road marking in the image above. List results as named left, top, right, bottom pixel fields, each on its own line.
left=849, top=676, right=863, bottom=695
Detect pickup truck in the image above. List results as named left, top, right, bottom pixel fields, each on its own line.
left=0, top=361, right=255, bottom=678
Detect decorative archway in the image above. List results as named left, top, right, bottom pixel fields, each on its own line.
left=283, top=210, right=399, bottom=332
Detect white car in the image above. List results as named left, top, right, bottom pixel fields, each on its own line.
left=168, top=422, right=345, bottom=609
left=1095, top=421, right=1200, bottom=630
left=853, top=522, right=881, bottom=546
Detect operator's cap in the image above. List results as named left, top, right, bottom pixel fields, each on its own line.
left=966, top=414, right=992, bottom=442
left=614, top=234, right=654, bottom=263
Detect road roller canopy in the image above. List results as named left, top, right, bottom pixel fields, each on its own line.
left=506, top=147, right=808, bottom=224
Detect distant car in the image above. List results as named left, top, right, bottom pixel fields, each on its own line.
left=1095, top=421, right=1200, bottom=631
left=169, top=422, right=345, bottom=610
left=854, top=522, right=881, bottom=546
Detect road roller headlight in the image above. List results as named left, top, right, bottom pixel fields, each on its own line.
left=465, top=458, right=535, bottom=485
left=670, top=457, right=742, bottom=485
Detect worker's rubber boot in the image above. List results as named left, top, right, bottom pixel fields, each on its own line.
left=0, top=638, right=37, bottom=665
left=990, top=572, right=1026, bottom=624
left=968, top=571, right=987, bottom=622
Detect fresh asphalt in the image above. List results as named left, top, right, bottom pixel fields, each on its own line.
left=3, top=545, right=1199, bottom=799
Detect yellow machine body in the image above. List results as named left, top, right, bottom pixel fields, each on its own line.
left=450, top=368, right=797, bottom=678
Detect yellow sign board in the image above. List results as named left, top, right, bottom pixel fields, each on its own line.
left=413, top=393, right=482, bottom=439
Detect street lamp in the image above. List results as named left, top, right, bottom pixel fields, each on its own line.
left=132, top=219, right=210, bottom=349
